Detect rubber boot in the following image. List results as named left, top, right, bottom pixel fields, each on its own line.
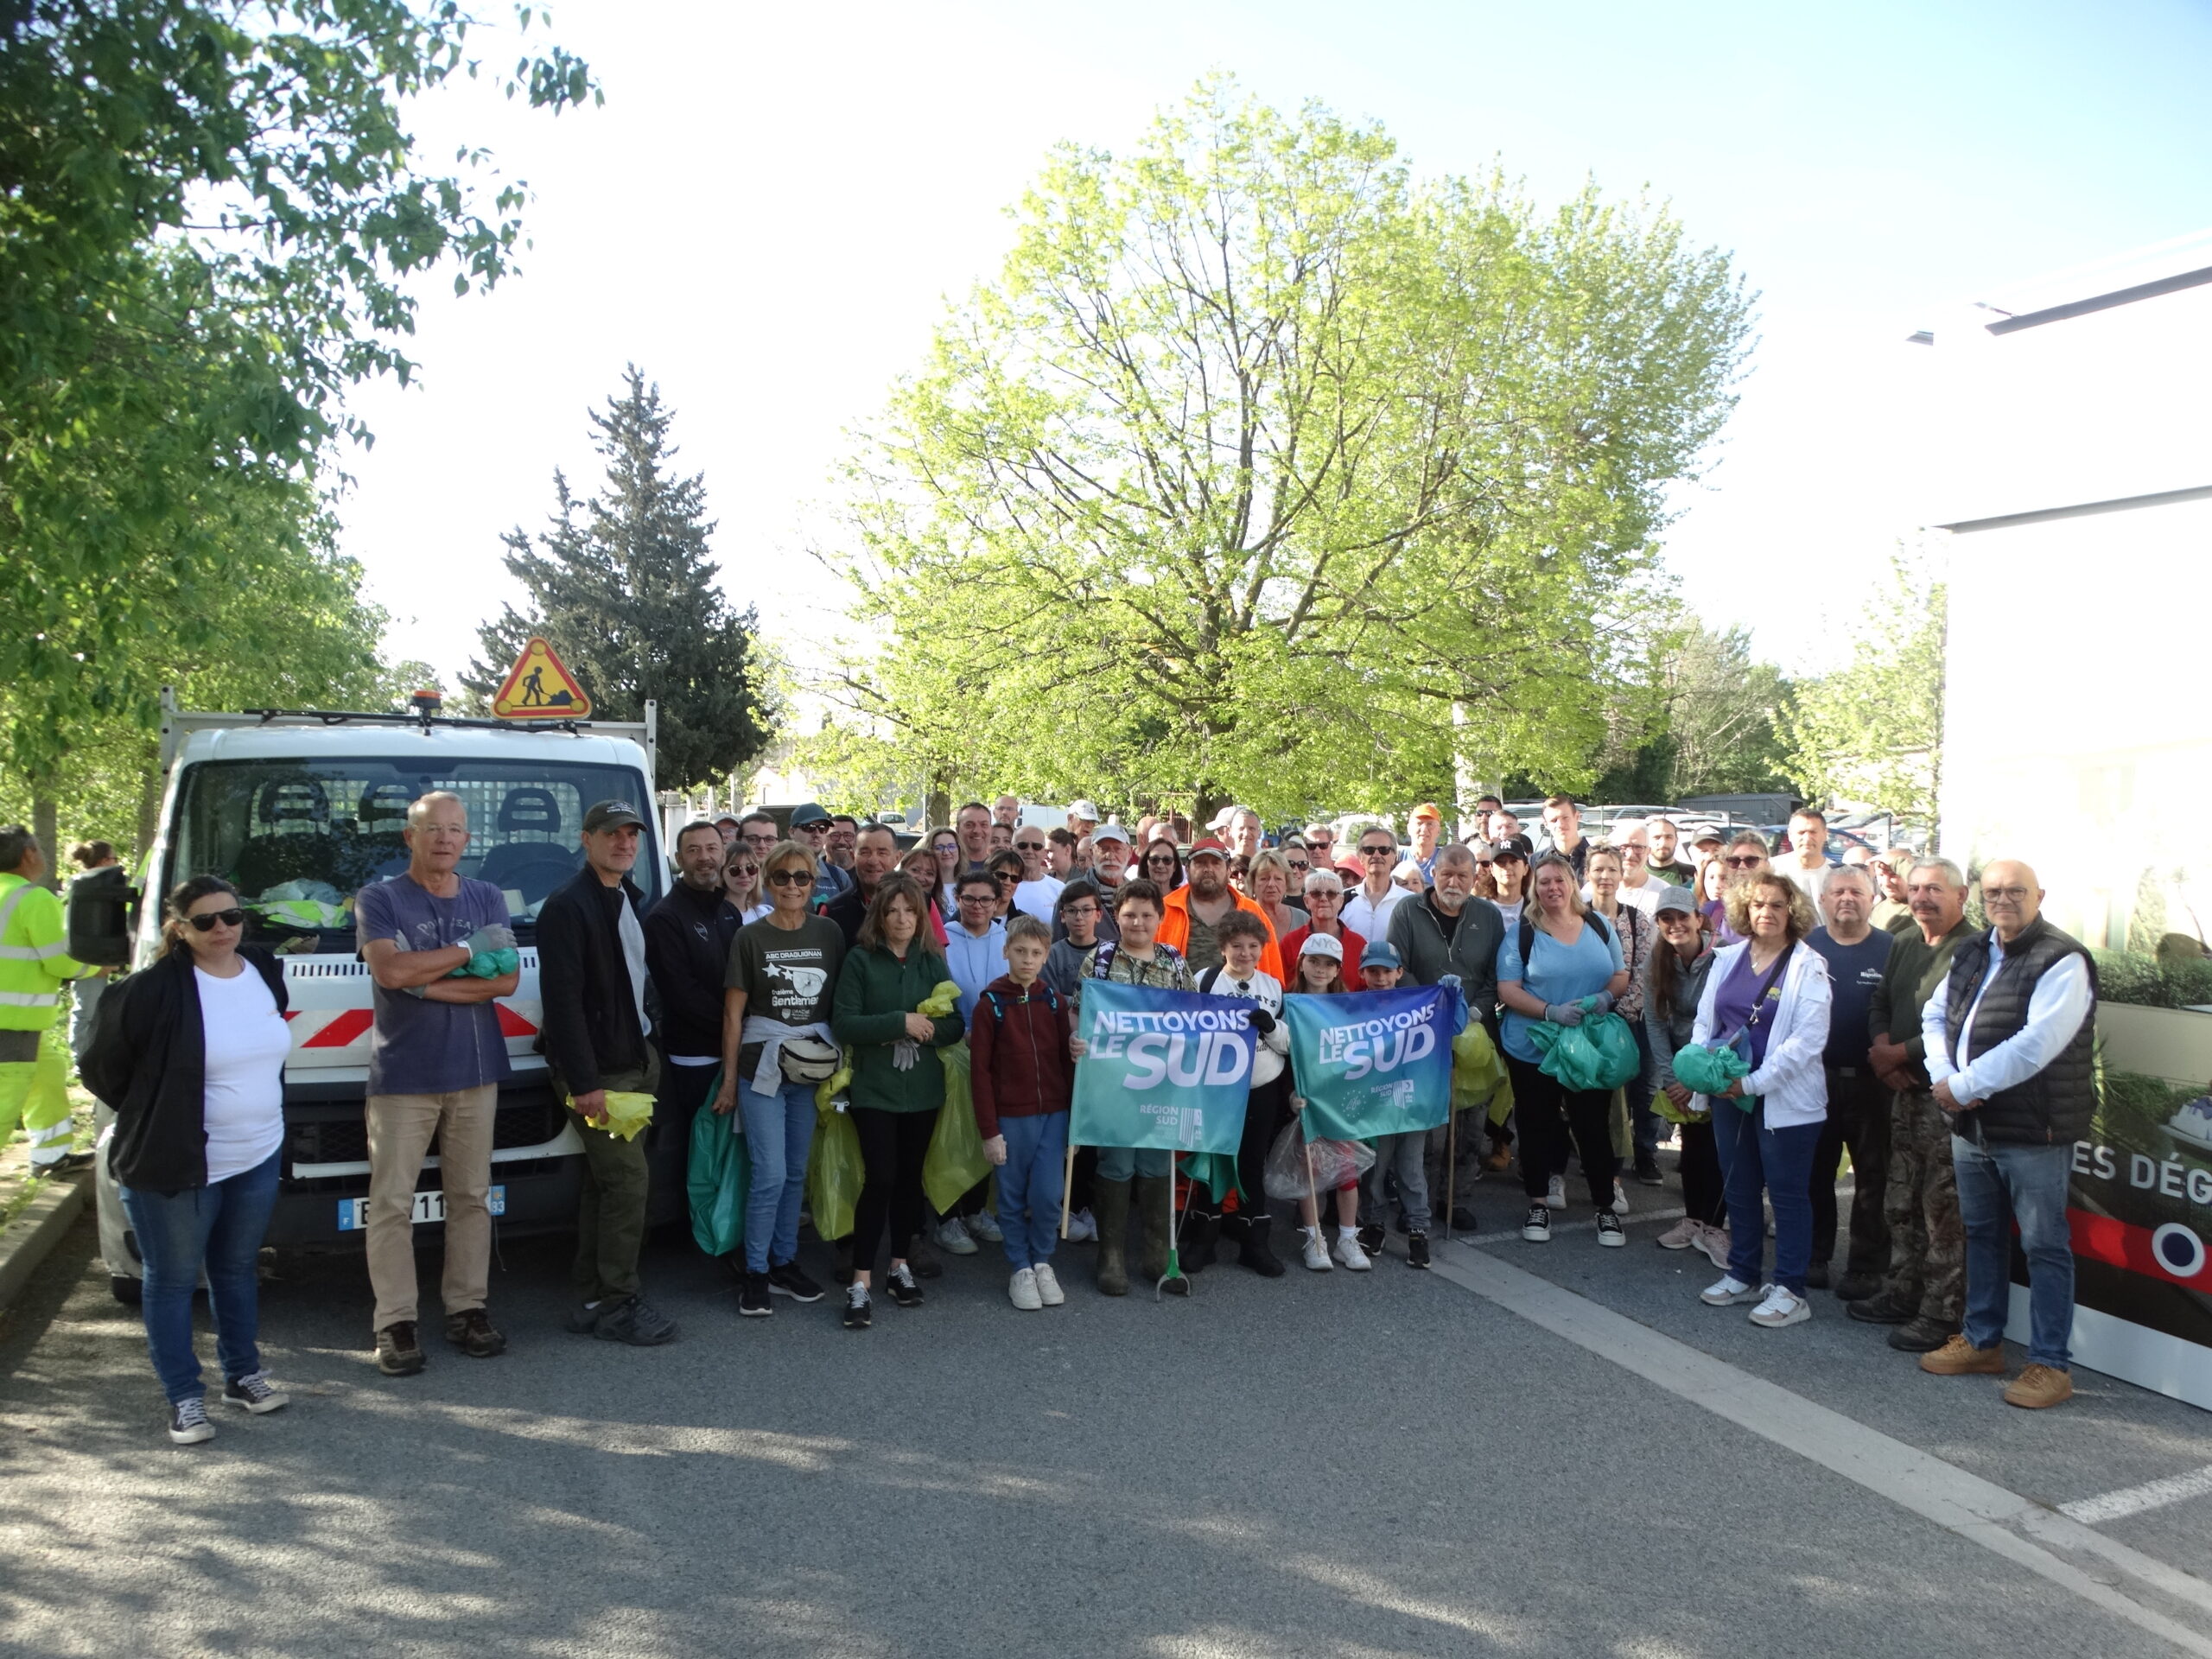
left=1182, top=1206, right=1219, bottom=1274
left=1240, top=1212, right=1287, bottom=1278
left=1135, top=1174, right=1173, bottom=1281
left=1092, top=1178, right=1131, bottom=1297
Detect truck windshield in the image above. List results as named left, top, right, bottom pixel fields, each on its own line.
left=170, top=757, right=663, bottom=950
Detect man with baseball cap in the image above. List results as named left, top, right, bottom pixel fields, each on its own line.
left=787, top=804, right=850, bottom=907
left=1158, top=839, right=1284, bottom=978
left=536, top=799, right=677, bottom=1346
left=1065, top=800, right=1101, bottom=840
left=1398, top=804, right=1446, bottom=888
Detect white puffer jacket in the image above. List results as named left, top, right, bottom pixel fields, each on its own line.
left=1689, top=941, right=1833, bottom=1128
left=1198, top=966, right=1288, bottom=1087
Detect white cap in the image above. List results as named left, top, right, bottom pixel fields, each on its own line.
left=1090, top=821, right=1132, bottom=848
left=1296, top=932, right=1344, bottom=962
left=1067, top=799, right=1100, bottom=821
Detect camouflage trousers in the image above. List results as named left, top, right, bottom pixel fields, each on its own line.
left=1882, top=1086, right=1965, bottom=1323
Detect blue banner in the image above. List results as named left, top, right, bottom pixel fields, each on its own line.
left=1071, top=980, right=1256, bottom=1154
left=1282, top=985, right=1464, bottom=1141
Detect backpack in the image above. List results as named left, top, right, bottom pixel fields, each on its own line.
left=981, top=982, right=1062, bottom=1025
left=1519, top=909, right=1612, bottom=964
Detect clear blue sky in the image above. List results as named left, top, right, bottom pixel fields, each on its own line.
left=339, top=0, right=2212, bottom=682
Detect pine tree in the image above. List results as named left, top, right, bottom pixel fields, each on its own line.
left=466, top=367, right=768, bottom=789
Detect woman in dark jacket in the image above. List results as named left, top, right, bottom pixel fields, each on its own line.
left=83, top=876, right=290, bottom=1444
left=830, top=874, right=963, bottom=1328
left=1644, top=889, right=1727, bottom=1266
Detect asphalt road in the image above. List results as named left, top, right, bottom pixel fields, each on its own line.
left=3, top=1153, right=2209, bottom=1659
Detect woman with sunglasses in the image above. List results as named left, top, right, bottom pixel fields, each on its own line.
left=1139, top=836, right=1184, bottom=893
left=83, top=877, right=292, bottom=1444
left=1704, top=834, right=1769, bottom=946
left=722, top=844, right=770, bottom=931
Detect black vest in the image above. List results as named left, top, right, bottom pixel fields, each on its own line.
left=1942, top=916, right=2097, bottom=1144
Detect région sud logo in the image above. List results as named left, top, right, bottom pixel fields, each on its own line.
left=1085, top=1003, right=1255, bottom=1091
left=1315, top=1000, right=1442, bottom=1081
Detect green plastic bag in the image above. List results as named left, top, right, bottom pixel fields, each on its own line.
left=1529, top=1007, right=1641, bottom=1092
left=807, top=1098, right=864, bottom=1242
left=1451, top=1020, right=1507, bottom=1113
left=1181, top=1149, right=1243, bottom=1204
left=1671, top=1041, right=1751, bottom=1106
left=923, top=1041, right=991, bottom=1214
left=686, top=1073, right=751, bottom=1256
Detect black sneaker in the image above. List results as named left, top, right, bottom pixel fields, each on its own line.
left=906, top=1235, right=944, bottom=1279
left=1357, top=1224, right=1386, bottom=1258
left=1635, top=1159, right=1664, bottom=1186
left=1804, top=1261, right=1832, bottom=1290
left=563, top=1301, right=604, bottom=1335
left=375, top=1321, right=426, bottom=1376
left=738, top=1271, right=773, bottom=1318
left=886, top=1262, right=924, bottom=1308
left=1596, top=1211, right=1625, bottom=1248
left=1448, top=1205, right=1479, bottom=1232
left=222, top=1370, right=289, bottom=1414
left=842, top=1284, right=872, bottom=1330
left=595, top=1294, right=679, bottom=1346
left=768, top=1260, right=824, bottom=1303
left=1407, top=1231, right=1431, bottom=1270
left=443, top=1307, right=507, bottom=1357
left=1521, top=1203, right=1552, bottom=1243
left=168, top=1396, right=214, bottom=1446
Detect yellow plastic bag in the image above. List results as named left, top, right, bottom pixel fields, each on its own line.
left=815, top=1047, right=855, bottom=1113
left=598, top=1090, right=655, bottom=1142
left=1451, top=1020, right=1507, bottom=1113
left=807, top=1096, right=864, bottom=1242
left=918, top=979, right=961, bottom=1020
left=923, top=1040, right=989, bottom=1213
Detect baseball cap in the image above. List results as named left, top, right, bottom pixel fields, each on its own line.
left=713, top=813, right=741, bottom=829
left=1690, top=825, right=1725, bottom=848
left=1090, top=821, right=1133, bottom=848
left=789, top=803, right=831, bottom=828
left=1360, top=940, right=1402, bottom=971
left=1066, top=799, right=1100, bottom=821
left=1653, top=887, right=1699, bottom=918
left=1187, top=838, right=1229, bottom=861
left=1296, top=932, right=1344, bottom=961
left=1409, top=803, right=1444, bottom=823
left=582, top=799, right=646, bottom=834
left=1492, top=834, right=1534, bottom=861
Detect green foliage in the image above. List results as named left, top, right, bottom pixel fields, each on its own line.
left=2091, top=949, right=2212, bottom=1012
left=465, top=369, right=772, bottom=791
left=1782, top=551, right=1945, bottom=821
left=0, top=1, right=596, bottom=783
left=813, top=78, right=1754, bottom=822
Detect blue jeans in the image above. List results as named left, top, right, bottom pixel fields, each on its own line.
left=1953, top=1135, right=2075, bottom=1369
left=1713, top=1103, right=1822, bottom=1294
left=121, top=1150, right=281, bottom=1404
left=1094, top=1146, right=1170, bottom=1181
left=738, top=1078, right=817, bottom=1274
left=1627, top=1018, right=1665, bottom=1158
left=995, top=1112, right=1069, bottom=1270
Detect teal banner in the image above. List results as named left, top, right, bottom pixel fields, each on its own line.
left=1282, top=985, right=1464, bottom=1141
left=1071, top=980, right=1255, bottom=1154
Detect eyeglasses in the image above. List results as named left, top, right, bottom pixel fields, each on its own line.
left=725, top=863, right=759, bottom=879
left=187, top=907, right=246, bottom=931
left=1723, top=855, right=1764, bottom=868
left=1015, top=841, right=1046, bottom=852
left=1285, top=860, right=1308, bottom=873
left=743, top=832, right=777, bottom=849
left=1146, top=853, right=1175, bottom=866
left=1360, top=845, right=1395, bottom=858
left=1982, top=886, right=2030, bottom=901
left=1473, top=861, right=1495, bottom=870
left=958, top=892, right=996, bottom=904
left=767, top=869, right=812, bottom=887
left=992, top=872, right=1019, bottom=887
left=796, top=822, right=829, bottom=836
left=1062, top=904, right=1098, bottom=918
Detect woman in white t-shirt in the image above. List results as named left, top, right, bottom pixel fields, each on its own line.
left=83, top=876, right=292, bottom=1446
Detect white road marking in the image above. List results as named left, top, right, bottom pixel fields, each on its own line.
left=1432, top=1239, right=2212, bottom=1656
left=2063, top=1465, right=2212, bottom=1526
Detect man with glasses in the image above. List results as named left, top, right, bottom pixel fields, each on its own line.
left=1279, top=838, right=1312, bottom=881
left=1084, top=823, right=1134, bottom=934
left=736, top=811, right=779, bottom=858
left=1915, top=861, right=2094, bottom=1410
left=827, top=815, right=860, bottom=874
left=1010, top=824, right=1064, bottom=923
left=1303, top=823, right=1337, bottom=867
left=1603, top=820, right=1667, bottom=918
left=1065, top=799, right=1101, bottom=843
left=1343, top=824, right=1411, bottom=941
left=1281, top=868, right=1365, bottom=979
left=712, top=813, right=743, bottom=850
left=992, top=794, right=1021, bottom=830
left=788, top=804, right=851, bottom=906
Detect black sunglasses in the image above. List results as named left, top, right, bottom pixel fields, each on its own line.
left=188, top=907, right=247, bottom=931
left=767, top=869, right=812, bottom=887
left=1015, top=841, right=1046, bottom=852
left=1724, top=855, right=1764, bottom=868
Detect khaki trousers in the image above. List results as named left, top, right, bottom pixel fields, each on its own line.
left=365, top=1085, right=499, bottom=1330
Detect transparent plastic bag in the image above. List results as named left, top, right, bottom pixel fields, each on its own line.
left=1262, top=1120, right=1376, bottom=1202
left=806, top=1098, right=863, bottom=1242
left=1451, top=1020, right=1507, bottom=1112
left=922, top=1041, right=989, bottom=1213
left=687, top=1077, right=750, bottom=1256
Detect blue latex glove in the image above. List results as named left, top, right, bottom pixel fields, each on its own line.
left=1543, top=1001, right=1586, bottom=1027
left=1438, top=974, right=1463, bottom=995
left=1586, top=991, right=1616, bottom=1016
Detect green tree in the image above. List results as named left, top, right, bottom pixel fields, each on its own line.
left=1783, top=553, right=1946, bottom=821
left=466, top=369, right=772, bottom=791
left=813, top=79, right=1753, bottom=823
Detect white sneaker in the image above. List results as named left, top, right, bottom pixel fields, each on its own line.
left=937, top=1215, right=978, bottom=1255
left=1700, top=1274, right=1758, bottom=1306
left=1694, top=1225, right=1732, bottom=1270
left=1032, top=1262, right=1065, bottom=1306
left=1595, top=1211, right=1625, bottom=1248
left=967, top=1209, right=1004, bottom=1243
left=1655, top=1217, right=1702, bottom=1250
left=1611, top=1179, right=1629, bottom=1217
left=1522, top=1203, right=1552, bottom=1243
left=1544, top=1174, right=1567, bottom=1211
left=1749, top=1285, right=1810, bottom=1328
left=1008, top=1268, right=1042, bottom=1311
left=1300, top=1226, right=1332, bottom=1272
left=1065, top=1209, right=1096, bottom=1243
left=1332, top=1230, right=1372, bottom=1271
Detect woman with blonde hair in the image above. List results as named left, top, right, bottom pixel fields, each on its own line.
left=1247, top=849, right=1306, bottom=943
left=722, top=842, right=770, bottom=926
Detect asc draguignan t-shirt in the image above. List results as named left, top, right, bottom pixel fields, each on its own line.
left=725, top=914, right=846, bottom=1082
left=353, top=874, right=515, bottom=1097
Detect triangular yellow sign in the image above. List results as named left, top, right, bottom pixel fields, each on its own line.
left=492, top=636, right=593, bottom=720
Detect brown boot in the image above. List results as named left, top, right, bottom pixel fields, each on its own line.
left=1919, top=1333, right=2005, bottom=1376
left=1092, top=1178, right=1131, bottom=1296
left=2004, top=1363, right=2074, bottom=1409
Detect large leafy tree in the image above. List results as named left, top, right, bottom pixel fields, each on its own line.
left=0, top=1, right=596, bottom=842
left=1783, top=552, right=1946, bottom=821
left=812, top=79, right=1753, bottom=823
left=465, top=369, right=772, bottom=791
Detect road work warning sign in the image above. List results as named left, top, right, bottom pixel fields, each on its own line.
left=491, top=637, right=593, bottom=719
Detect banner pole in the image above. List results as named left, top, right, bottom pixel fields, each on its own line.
left=1444, top=1108, right=1458, bottom=1243
left=1159, top=1153, right=1192, bottom=1300
left=1059, top=1142, right=1076, bottom=1240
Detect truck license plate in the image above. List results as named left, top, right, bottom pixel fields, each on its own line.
left=337, top=1186, right=505, bottom=1231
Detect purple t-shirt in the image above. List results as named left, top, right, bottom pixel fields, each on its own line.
left=1710, top=947, right=1788, bottom=1069
left=354, top=874, right=514, bottom=1096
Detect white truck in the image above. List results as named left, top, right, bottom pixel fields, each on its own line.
left=87, top=693, right=673, bottom=1303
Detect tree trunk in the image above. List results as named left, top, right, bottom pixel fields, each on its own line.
left=135, top=739, right=164, bottom=867
left=30, top=790, right=59, bottom=891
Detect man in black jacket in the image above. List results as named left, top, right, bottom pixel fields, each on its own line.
left=818, top=822, right=900, bottom=946
left=536, top=800, right=677, bottom=1346
left=643, top=820, right=733, bottom=1204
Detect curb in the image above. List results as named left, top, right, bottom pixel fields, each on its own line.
left=0, top=1171, right=90, bottom=1312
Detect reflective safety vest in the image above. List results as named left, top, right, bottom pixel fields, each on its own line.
left=0, top=873, right=89, bottom=1033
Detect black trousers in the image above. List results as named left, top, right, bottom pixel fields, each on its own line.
left=852, top=1107, right=938, bottom=1270
left=654, top=1058, right=721, bottom=1246
left=1230, top=1071, right=1290, bottom=1218
left=1679, top=1118, right=1726, bottom=1226
left=1811, top=1065, right=1891, bottom=1275
left=1507, top=1055, right=1616, bottom=1207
